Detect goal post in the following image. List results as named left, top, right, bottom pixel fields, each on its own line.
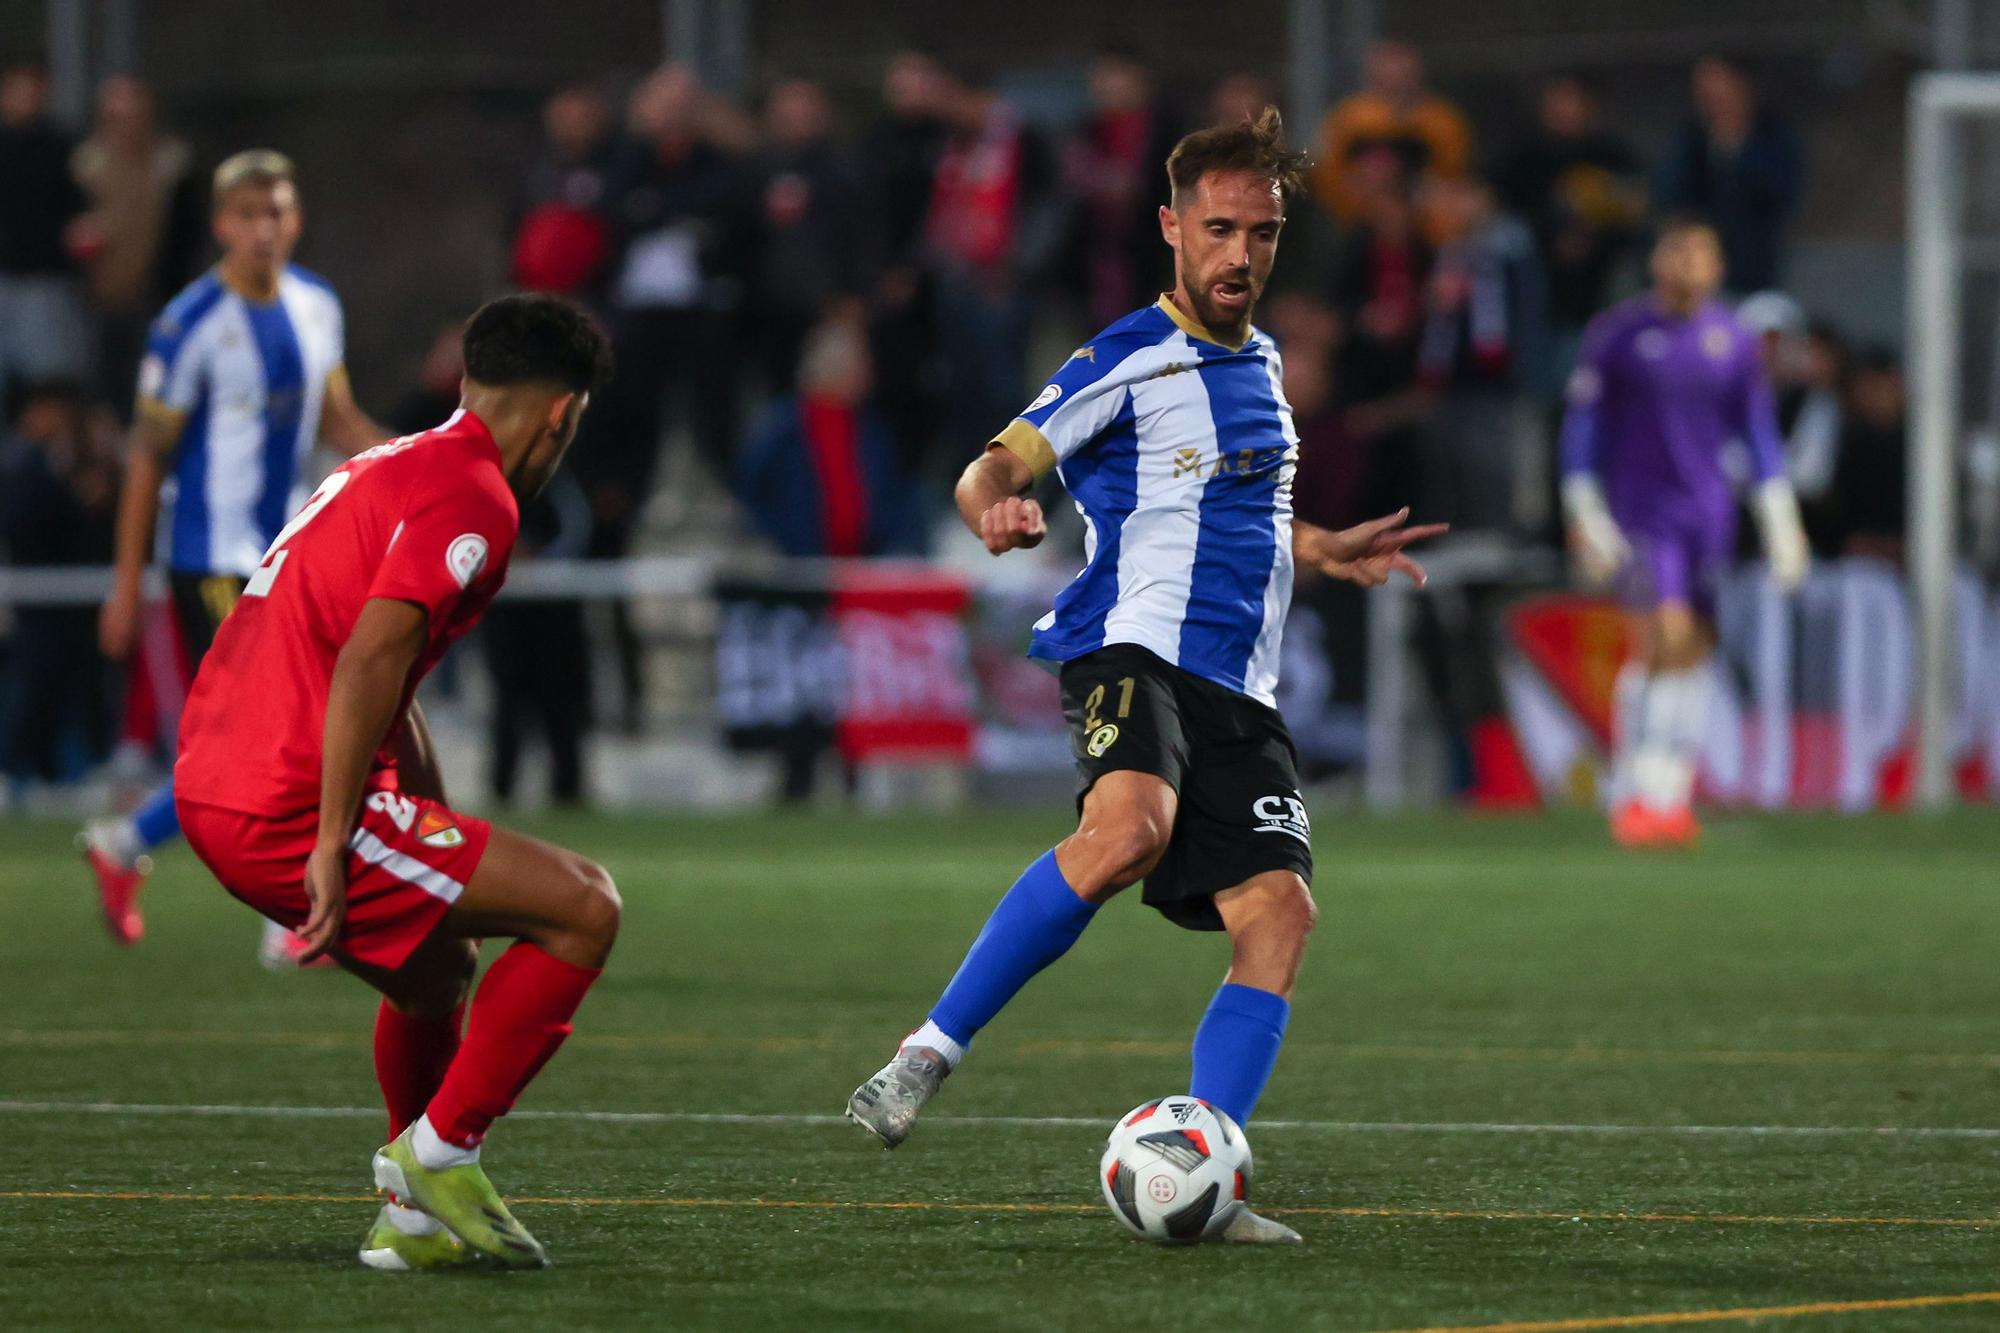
left=1908, top=73, right=2000, bottom=808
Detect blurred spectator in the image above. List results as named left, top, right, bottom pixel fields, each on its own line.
left=1738, top=294, right=1844, bottom=510
left=510, top=85, right=620, bottom=301
left=1417, top=176, right=1542, bottom=532
left=1657, top=56, right=1802, bottom=294
left=867, top=53, right=953, bottom=277
left=922, top=68, right=1061, bottom=474
left=0, top=63, right=89, bottom=407
left=389, top=323, right=467, bottom=438
left=1208, top=73, right=1275, bottom=130
left=1271, top=292, right=1374, bottom=774
left=1269, top=294, right=1369, bottom=532
left=1063, top=49, right=1181, bottom=328
left=1493, top=74, right=1643, bottom=375
left=734, top=317, right=922, bottom=558
left=597, top=63, right=753, bottom=485
left=67, top=75, right=204, bottom=413
left=860, top=51, right=952, bottom=473
left=592, top=64, right=754, bottom=729
left=750, top=76, right=871, bottom=393
left=482, top=470, right=594, bottom=807
left=1328, top=181, right=1433, bottom=514
left=1312, top=40, right=1472, bottom=228
left=1825, top=347, right=1906, bottom=563
left=0, top=380, right=118, bottom=784
left=1790, top=324, right=1849, bottom=557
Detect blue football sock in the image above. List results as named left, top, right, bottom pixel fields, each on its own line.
left=927, top=850, right=1097, bottom=1048
left=1188, top=982, right=1290, bottom=1126
left=130, top=779, right=181, bottom=851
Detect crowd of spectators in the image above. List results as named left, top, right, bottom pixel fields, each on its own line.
left=0, top=39, right=1921, bottom=799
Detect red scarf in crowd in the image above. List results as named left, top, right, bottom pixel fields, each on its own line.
left=800, top=394, right=870, bottom=557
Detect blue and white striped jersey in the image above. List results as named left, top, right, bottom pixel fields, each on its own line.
left=995, top=297, right=1299, bottom=707
left=136, top=265, right=347, bottom=577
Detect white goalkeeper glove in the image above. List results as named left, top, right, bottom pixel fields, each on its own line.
left=1752, top=478, right=1810, bottom=592
left=1561, top=474, right=1630, bottom=589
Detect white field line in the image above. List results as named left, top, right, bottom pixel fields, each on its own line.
left=2, top=1099, right=1998, bottom=1139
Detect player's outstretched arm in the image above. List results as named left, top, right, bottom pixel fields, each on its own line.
left=302, top=597, right=428, bottom=960
left=956, top=445, right=1046, bottom=556
left=98, top=413, right=182, bottom=660
left=1295, top=510, right=1448, bottom=588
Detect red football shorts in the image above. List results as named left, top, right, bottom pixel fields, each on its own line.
left=180, top=786, right=493, bottom=971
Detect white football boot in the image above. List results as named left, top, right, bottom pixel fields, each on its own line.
left=845, top=1046, right=950, bottom=1148
left=258, top=917, right=333, bottom=970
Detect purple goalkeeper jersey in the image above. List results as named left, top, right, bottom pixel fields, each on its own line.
left=1558, top=294, right=1784, bottom=531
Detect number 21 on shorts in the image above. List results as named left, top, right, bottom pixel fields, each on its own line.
left=1083, top=676, right=1135, bottom=758
left=243, top=471, right=349, bottom=598
left=1083, top=675, right=1136, bottom=731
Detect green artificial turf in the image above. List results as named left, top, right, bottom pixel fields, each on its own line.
left=3, top=808, right=2000, bottom=1330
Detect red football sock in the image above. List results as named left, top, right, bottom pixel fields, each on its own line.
left=374, top=998, right=464, bottom=1142
left=425, top=943, right=600, bottom=1148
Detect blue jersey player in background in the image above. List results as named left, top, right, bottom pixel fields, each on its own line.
left=1559, top=218, right=1809, bottom=848
left=846, top=108, right=1442, bottom=1245
left=82, top=149, right=387, bottom=956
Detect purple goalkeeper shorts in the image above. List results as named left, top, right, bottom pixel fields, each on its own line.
left=1618, top=516, right=1736, bottom=618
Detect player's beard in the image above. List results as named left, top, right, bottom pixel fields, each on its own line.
left=1180, top=259, right=1261, bottom=337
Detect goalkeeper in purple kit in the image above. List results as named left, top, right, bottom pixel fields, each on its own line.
left=1559, top=218, right=1808, bottom=846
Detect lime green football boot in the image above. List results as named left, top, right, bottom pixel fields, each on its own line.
left=371, top=1129, right=549, bottom=1268
left=356, top=1204, right=480, bottom=1271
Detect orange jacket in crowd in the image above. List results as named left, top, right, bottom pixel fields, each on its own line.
left=1312, top=91, right=1474, bottom=222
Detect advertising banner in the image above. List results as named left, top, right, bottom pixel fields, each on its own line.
left=714, top=569, right=976, bottom=766
left=1500, top=561, right=2000, bottom=809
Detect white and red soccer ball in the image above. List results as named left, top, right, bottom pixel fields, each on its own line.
left=1100, top=1095, right=1251, bottom=1243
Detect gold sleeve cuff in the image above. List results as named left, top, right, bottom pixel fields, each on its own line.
left=134, top=396, right=189, bottom=442
left=994, top=418, right=1056, bottom=480
left=325, top=363, right=350, bottom=394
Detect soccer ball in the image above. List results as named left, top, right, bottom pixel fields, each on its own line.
left=1100, top=1095, right=1251, bottom=1244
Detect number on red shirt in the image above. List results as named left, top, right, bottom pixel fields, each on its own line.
left=244, top=471, right=350, bottom=598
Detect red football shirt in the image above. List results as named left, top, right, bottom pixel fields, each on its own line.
left=176, top=409, right=520, bottom=817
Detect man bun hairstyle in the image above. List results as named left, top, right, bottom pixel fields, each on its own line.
left=462, top=293, right=613, bottom=396
left=1166, top=105, right=1311, bottom=208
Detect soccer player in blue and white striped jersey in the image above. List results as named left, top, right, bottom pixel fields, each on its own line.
left=847, top=109, right=1441, bottom=1243
left=82, top=149, right=387, bottom=955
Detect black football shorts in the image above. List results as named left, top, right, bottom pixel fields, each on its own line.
left=168, top=571, right=247, bottom=667
left=1058, top=643, right=1313, bottom=932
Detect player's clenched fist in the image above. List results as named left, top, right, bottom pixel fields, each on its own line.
left=980, top=496, right=1046, bottom=555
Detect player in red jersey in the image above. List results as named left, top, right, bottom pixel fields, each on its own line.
left=175, top=295, right=614, bottom=1271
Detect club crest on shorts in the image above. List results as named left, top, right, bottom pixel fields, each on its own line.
left=416, top=809, right=465, bottom=849
left=1086, top=723, right=1120, bottom=758
left=1251, top=794, right=1311, bottom=844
